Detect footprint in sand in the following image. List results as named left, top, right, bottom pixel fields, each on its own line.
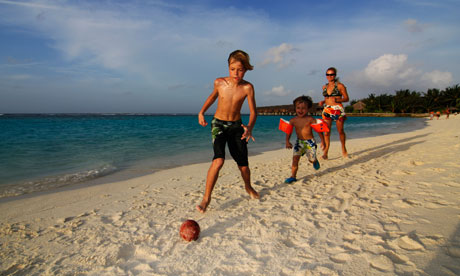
left=417, top=181, right=432, bottom=187
left=365, top=223, right=384, bottom=235
left=425, top=201, right=449, bottom=210
left=383, top=223, right=400, bottom=232
left=330, top=253, right=351, bottom=264
left=420, top=235, right=445, bottom=248
left=117, top=244, right=136, bottom=260
left=377, top=180, right=390, bottom=187
left=101, top=212, right=124, bottom=225
left=396, top=235, right=425, bottom=251
left=384, top=250, right=410, bottom=264
left=393, top=170, right=416, bottom=176
left=104, top=244, right=136, bottom=266
left=409, top=160, right=425, bottom=166
left=131, top=202, right=153, bottom=210
left=392, top=198, right=422, bottom=208
left=343, top=242, right=361, bottom=252
left=369, top=255, right=394, bottom=273
left=393, top=199, right=419, bottom=209
left=342, top=233, right=358, bottom=242
left=328, top=193, right=354, bottom=213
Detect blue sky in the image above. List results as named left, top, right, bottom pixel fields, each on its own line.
left=1, top=0, right=459, bottom=113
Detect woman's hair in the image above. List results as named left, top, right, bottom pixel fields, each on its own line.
left=293, top=95, right=313, bottom=108
left=326, top=67, right=340, bottom=82
left=228, top=50, right=254, bottom=71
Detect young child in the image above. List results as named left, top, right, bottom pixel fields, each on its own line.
left=196, top=50, right=260, bottom=213
left=285, top=95, right=325, bottom=184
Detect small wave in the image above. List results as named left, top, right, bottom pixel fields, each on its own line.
left=0, top=164, right=118, bottom=199
left=347, top=122, right=402, bottom=129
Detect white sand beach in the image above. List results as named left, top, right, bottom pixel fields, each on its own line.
left=1, top=115, right=459, bottom=275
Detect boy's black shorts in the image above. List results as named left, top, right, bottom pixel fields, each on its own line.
left=211, top=117, right=248, bottom=167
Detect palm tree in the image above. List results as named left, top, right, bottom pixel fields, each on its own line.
left=393, top=90, right=412, bottom=113
left=363, top=93, right=377, bottom=112
left=423, top=88, right=441, bottom=112
left=375, top=93, right=393, bottom=112
left=441, top=84, right=460, bottom=109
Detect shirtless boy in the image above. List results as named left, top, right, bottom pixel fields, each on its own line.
left=197, top=50, right=259, bottom=213
left=284, top=95, right=325, bottom=184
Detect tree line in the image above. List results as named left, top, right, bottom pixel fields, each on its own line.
left=346, top=84, right=460, bottom=114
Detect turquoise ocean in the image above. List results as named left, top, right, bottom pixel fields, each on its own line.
left=0, top=114, right=426, bottom=198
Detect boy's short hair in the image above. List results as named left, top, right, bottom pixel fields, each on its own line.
left=293, top=95, right=313, bottom=108
left=228, top=50, right=254, bottom=71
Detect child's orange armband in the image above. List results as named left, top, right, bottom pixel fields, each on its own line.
left=279, top=118, right=293, bottom=135
left=311, top=119, right=329, bottom=133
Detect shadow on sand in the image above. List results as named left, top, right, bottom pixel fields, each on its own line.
left=201, top=133, right=426, bottom=239
left=422, top=221, right=460, bottom=275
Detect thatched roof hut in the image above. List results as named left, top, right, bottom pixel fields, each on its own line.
left=353, top=101, right=366, bottom=113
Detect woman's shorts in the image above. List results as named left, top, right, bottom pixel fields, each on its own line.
left=322, top=105, right=346, bottom=122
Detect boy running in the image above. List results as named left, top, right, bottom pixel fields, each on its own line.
left=285, top=95, right=325, bottom=183
left=197, top=50, right=259, bottom=213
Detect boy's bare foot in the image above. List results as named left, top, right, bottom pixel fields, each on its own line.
left=196, top=200, right=210, bottom=213
left=342, top=152, right=348, bottom=158
left=322, top=154, right=328, bottom=160
left=245, top=186, right=260, bottom=199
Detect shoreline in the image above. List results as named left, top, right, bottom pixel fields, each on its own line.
left=258, top=112, right=430, bottom=118
left=1, top=116, right=459, bottom=275
left=0, top=116, right=427, bottom=200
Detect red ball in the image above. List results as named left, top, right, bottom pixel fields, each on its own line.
left=180, top=220, right=200, bottom=242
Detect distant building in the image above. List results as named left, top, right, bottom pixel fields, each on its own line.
left=352, top=101, right=366, bottom=113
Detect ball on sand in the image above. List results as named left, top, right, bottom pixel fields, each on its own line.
left=180, top=220, right=200, bottom=242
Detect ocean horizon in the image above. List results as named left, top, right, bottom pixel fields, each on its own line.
left=0, top=113, right=426, bottom=198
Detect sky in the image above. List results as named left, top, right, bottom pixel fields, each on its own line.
left=0, top=0, right=459, bottom=114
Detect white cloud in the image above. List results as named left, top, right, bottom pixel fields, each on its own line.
left=1, top=1, right=458, bottom=112
left=0, top=1, right=271, bottom=84
left=421, top=70, right=453, bottom=87
left=364, top=54, right=417, bottom=86
left=350, top=53, right=454, bottom=95
left=264, top=85, right=292, bottom=97
left=260, top=43, right=298, bottom=68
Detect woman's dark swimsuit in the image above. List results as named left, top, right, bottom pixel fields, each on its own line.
left=322, top=82, right=346, bottom=121
left=323, top=82, right=342, bottom=97
left=211, top=117, right=248, bottom=167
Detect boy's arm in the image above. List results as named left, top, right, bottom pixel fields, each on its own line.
left=285, top=132, right=293, bottom=149
left=286, top=118, right=294, bottom=148
left=198, top=81, right=219, bottom=127
left=241, top=84, right=257, bottom=142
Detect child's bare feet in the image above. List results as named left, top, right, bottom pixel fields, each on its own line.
left=342, top=151, right=348, bottom=158
left=322, top=154, right=328, bottom=160
left=245, top=186, right=260, bottom=199
left=196, top=200, right=210, bottom=213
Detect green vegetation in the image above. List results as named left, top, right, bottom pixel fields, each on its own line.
left=346, top=84, right=460, bottom=113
